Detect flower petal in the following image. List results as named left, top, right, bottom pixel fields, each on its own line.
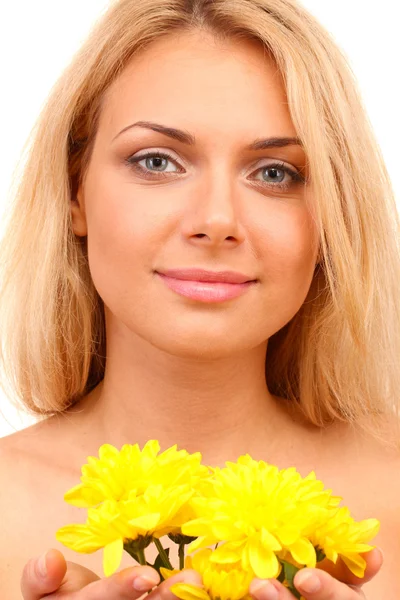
left=64, top=483, right=104, bottom=508
left=55, top=525, right=102, bottom=553
left=340, top=552, right=367, bottom=578
left=160, top=567, right=181, bottom=580
left=289, top=537, right=316, bottom=567
left=128, top=513, right=161, bottom=533
left=170, top=583, right=209, bottom=600
left=248, top=536, right=280, bottom=579
left=209, top=543, right=242, bottom=564
left=103, top=538, right=123, bottom=577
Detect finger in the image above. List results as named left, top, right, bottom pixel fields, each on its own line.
left=60, top=564, right=161, bottom=599
left=251, top=577, right=315, bottom=600
left=147, top=568, right=204, bottom=600
left=21, top=549, right=69, bottom=600
left=316, top=547, right=383, bottom=586
left=76, top=566, right=203, bottom=600
left=250, top=578, right=285, bottom=600
left=56, top=560, right=100, bottom=592
left=293, top=567, right=366, bottom=598
left=250, top=572, right=365, bottom=600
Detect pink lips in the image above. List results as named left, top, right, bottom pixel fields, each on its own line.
left=156, top=269, right=257, bottom=303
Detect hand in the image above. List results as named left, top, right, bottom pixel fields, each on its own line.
left=21, top=548, right=203, bottom=599
left=248, top=547, right=383, bottom=599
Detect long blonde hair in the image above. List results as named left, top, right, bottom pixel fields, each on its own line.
left=1, top=0, right=399, bottom=447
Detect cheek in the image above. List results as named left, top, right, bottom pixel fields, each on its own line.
left=257, top=209, right=318, bottom=290
left=83, top=173, right=164, bottom=298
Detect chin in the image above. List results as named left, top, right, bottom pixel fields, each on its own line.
left=146, top=327, right=262, bottom=359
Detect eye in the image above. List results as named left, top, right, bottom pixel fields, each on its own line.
left=124, top=151, right=306, bottom=191
left=125, top=150, right=182, bottom=178
left=250, top=162, right=305, bottom=191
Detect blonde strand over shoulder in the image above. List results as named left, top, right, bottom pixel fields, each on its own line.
left=0, top=0, right=399, bottom=448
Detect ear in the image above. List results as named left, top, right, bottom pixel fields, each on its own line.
left=71, top=186, right=88, bottom=237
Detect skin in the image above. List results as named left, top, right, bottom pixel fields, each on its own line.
left=19, top=547, right=382, bottom=599
left=70, top=29, right=320, bottom=467
left=1, top=28, right=398, bottom=598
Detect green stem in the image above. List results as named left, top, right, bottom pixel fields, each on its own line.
left=179, top=542, right=185, bottom=570
left=154, top=538, right=174, bottom=570
left=137, top=547, right=147, bottom=566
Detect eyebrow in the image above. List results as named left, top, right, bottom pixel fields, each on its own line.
left=112, top=120, right=303, bottom=150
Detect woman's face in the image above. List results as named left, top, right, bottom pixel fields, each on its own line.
left=72, top=30, right=319, bottom=358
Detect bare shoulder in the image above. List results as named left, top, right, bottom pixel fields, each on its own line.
left=0, top=414, right=133, bottom=597
left=357, top=437, right=400, bottom=597
left=0, top=421, right=52, bottom=596
left=0, top=412, right=84, bottom=518
left=0, top=417, right=65, bottom=488
left=278, top=412, right=400, bottom=595
left=0, top=419, right=48, bottom=489
left=0, top=418, right=84, bottom=597
left=323, top=418, right=400, bottom=596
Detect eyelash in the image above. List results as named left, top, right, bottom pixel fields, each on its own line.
left=124, top=150, right=306, bottom=192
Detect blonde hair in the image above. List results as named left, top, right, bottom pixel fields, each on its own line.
left=1, top=0, right=399, bottom=448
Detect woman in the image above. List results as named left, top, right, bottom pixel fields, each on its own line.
left=0, top=0, right=399, bottom=597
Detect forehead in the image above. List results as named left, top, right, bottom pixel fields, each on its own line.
left=98, top=30, right=296, bottom=140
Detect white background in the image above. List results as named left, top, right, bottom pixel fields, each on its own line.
left=1, top=1, right=399, bottom=437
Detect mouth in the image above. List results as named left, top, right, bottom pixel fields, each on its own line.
left=155, top=271, right=257, bottom=303
left=156, top=268, right=257, bottom=284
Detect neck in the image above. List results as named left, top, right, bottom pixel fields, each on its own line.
left=67, top=327, right=296, bottom=467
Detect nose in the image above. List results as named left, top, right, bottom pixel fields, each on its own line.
left=182, top=165, right=246, bottom=248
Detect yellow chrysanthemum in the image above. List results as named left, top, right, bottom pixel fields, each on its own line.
left=56, top=483, right=195, bottom=576
left=64, top=440, right=210, bottom=508
left=310, top=506, right=380, bottom=578
left=167, top=549, right=254, bottom=600
left=162, top=552, right=311, bottom=600
left=56, top=441, right=380, bottom=586
left=182, top=455, right=339, bottom=578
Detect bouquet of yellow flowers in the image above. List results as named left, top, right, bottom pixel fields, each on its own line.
left=56, top=440, right=379, bottom=600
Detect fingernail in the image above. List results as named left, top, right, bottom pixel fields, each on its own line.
left=37, top=552, right=48, bottom=578
left=132, top=575, right=159, bottom=591
left=295, top=570, right=321, bottom=593
left=250, top=579, right=279, bottom=600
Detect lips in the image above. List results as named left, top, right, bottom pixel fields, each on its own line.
left=157, top=268, right=256, bottom=284
left=155, top=268, right=257, bottom=303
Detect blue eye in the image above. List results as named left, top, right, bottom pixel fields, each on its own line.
left=260, top=166, right=286, bottom=183
left=253, top=163, right=305, bottom=190
left=125, top=151, right=305, bottom=191
left=126, top=150, right=181, bottom=177
left=138, top=153, right=178, bottom=172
